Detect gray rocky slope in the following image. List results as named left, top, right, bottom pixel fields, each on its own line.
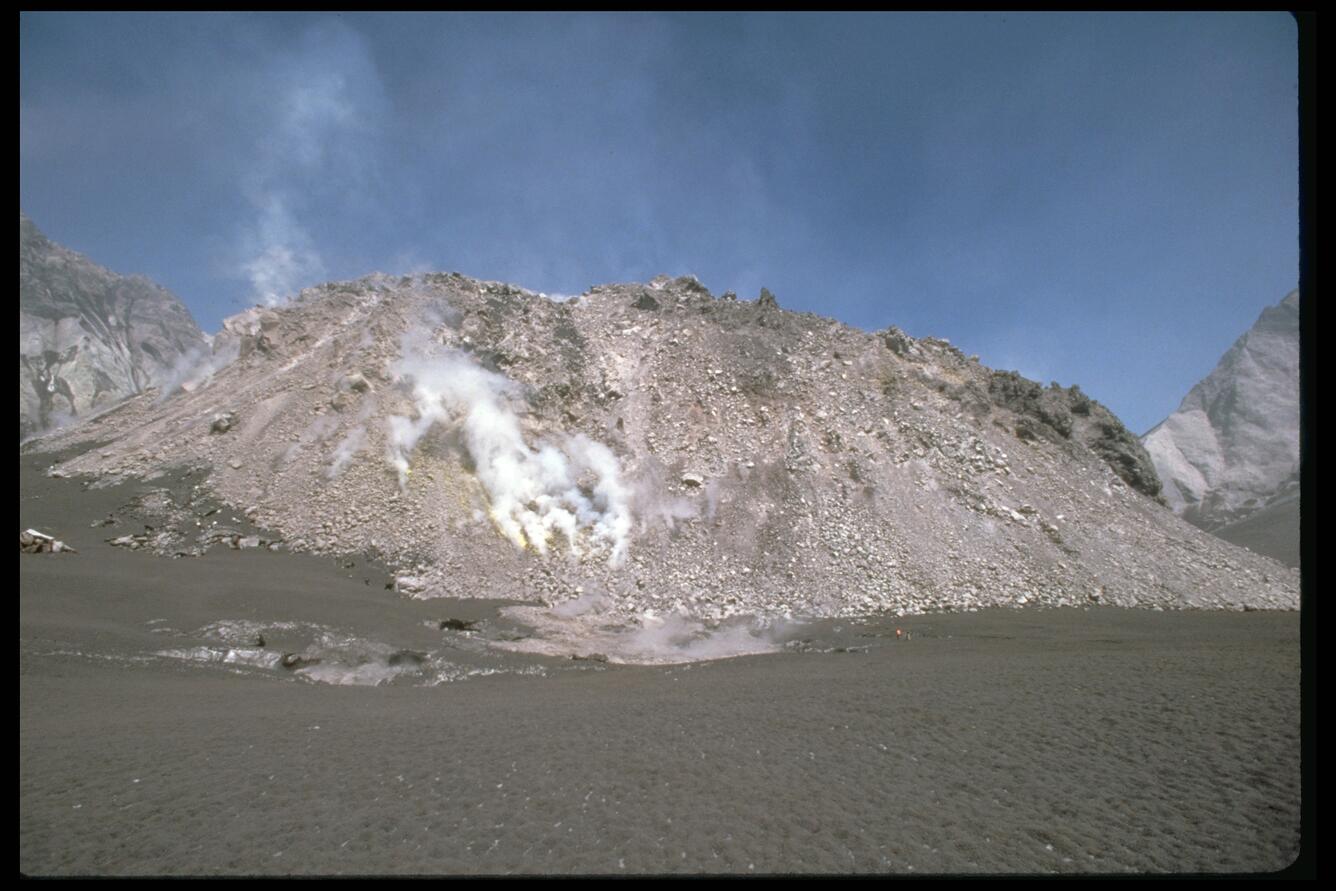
left=1141, top=291, right=1300, bottom=566
left=19, top=211, right=207, bottom=440
left=30, top=273, right=1298, bottom=618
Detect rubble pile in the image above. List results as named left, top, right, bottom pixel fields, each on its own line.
left=19, top=529, right=76, bottom=554
left=30, top=272, right=1299, bottom=617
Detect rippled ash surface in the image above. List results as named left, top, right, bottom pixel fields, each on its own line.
left=20, top=456, right=1300, bottom=875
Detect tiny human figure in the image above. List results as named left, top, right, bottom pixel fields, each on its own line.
left=895, top=628, right=903, bottom=640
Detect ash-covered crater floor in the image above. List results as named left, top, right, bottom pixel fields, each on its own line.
left=21, top=448, right=1301, bottom=875
left=19, top=447, right=881, bottom=677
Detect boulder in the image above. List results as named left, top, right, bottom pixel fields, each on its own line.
left=880, top=326, right=918, bottom=358
left=341, top=373, right=371, bottom=393
left=395, top=575, right=429, bottom=596
left=20, top=529, right=75, bottom=554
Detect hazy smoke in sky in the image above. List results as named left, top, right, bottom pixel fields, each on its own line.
left=387, top=331, right=633, bottom=566
left=236, top=22, right=383, bottom=306
left=241, top=197, right=326, bottom=307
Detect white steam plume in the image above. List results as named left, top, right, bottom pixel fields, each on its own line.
left=495, top=605, right=806, bottom=666
left=235, top=21, right=383, bottom=306
left=240, top=196, right=326, bottom=307
left=632, top=465, right=700, bottom=533
left=327, top=425, right=367, bottom=479
left=156, top=337, right=242, bottom=401
left=388, top=335, right=633, bottom=566
left=282, top=414, right=339, bottom=466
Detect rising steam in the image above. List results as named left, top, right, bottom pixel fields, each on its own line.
left=234, top=21, right=385, bottom=306
left=156, top=337, right=242, bottom=401
left=387, top=333, right=632, bottom=566
left=327, top=425, right=367, bottom=479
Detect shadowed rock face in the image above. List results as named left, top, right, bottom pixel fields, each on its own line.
left=19, top=212, right=206, bottom=440
left=986, top=372, right=1161, bottom=498
left=33, top=272, right=1297, bottom=616
left=1141, top=291, right=1300, bottom=566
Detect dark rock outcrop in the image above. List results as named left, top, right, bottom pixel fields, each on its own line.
left=985, top=372, right=1160, bottom=498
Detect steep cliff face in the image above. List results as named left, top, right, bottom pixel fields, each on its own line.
left=19, top=212, right=207, bottom=440
left=1141, top=291, right=1300, bottom=566
left=32, top=272, right=1297, bottom=615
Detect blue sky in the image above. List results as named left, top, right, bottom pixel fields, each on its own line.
left=20, top=12, right=1299, bottom=434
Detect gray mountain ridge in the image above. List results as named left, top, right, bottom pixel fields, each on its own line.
left=19, top=211, right=207, bottom=440
left=1141, top=290, right=1300, bottom=567
left=28, top=271, right=1297, bottom=623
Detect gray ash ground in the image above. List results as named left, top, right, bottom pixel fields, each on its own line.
left=20, top=451, right=1301, bottom=875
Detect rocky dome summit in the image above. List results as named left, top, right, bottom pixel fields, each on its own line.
left=32, top=271, right=1298, bottom=618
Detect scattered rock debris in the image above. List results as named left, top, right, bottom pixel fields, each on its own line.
left=27, top=271, right=1298, bottom=619
left=20, top=529, right=76, bottom=554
